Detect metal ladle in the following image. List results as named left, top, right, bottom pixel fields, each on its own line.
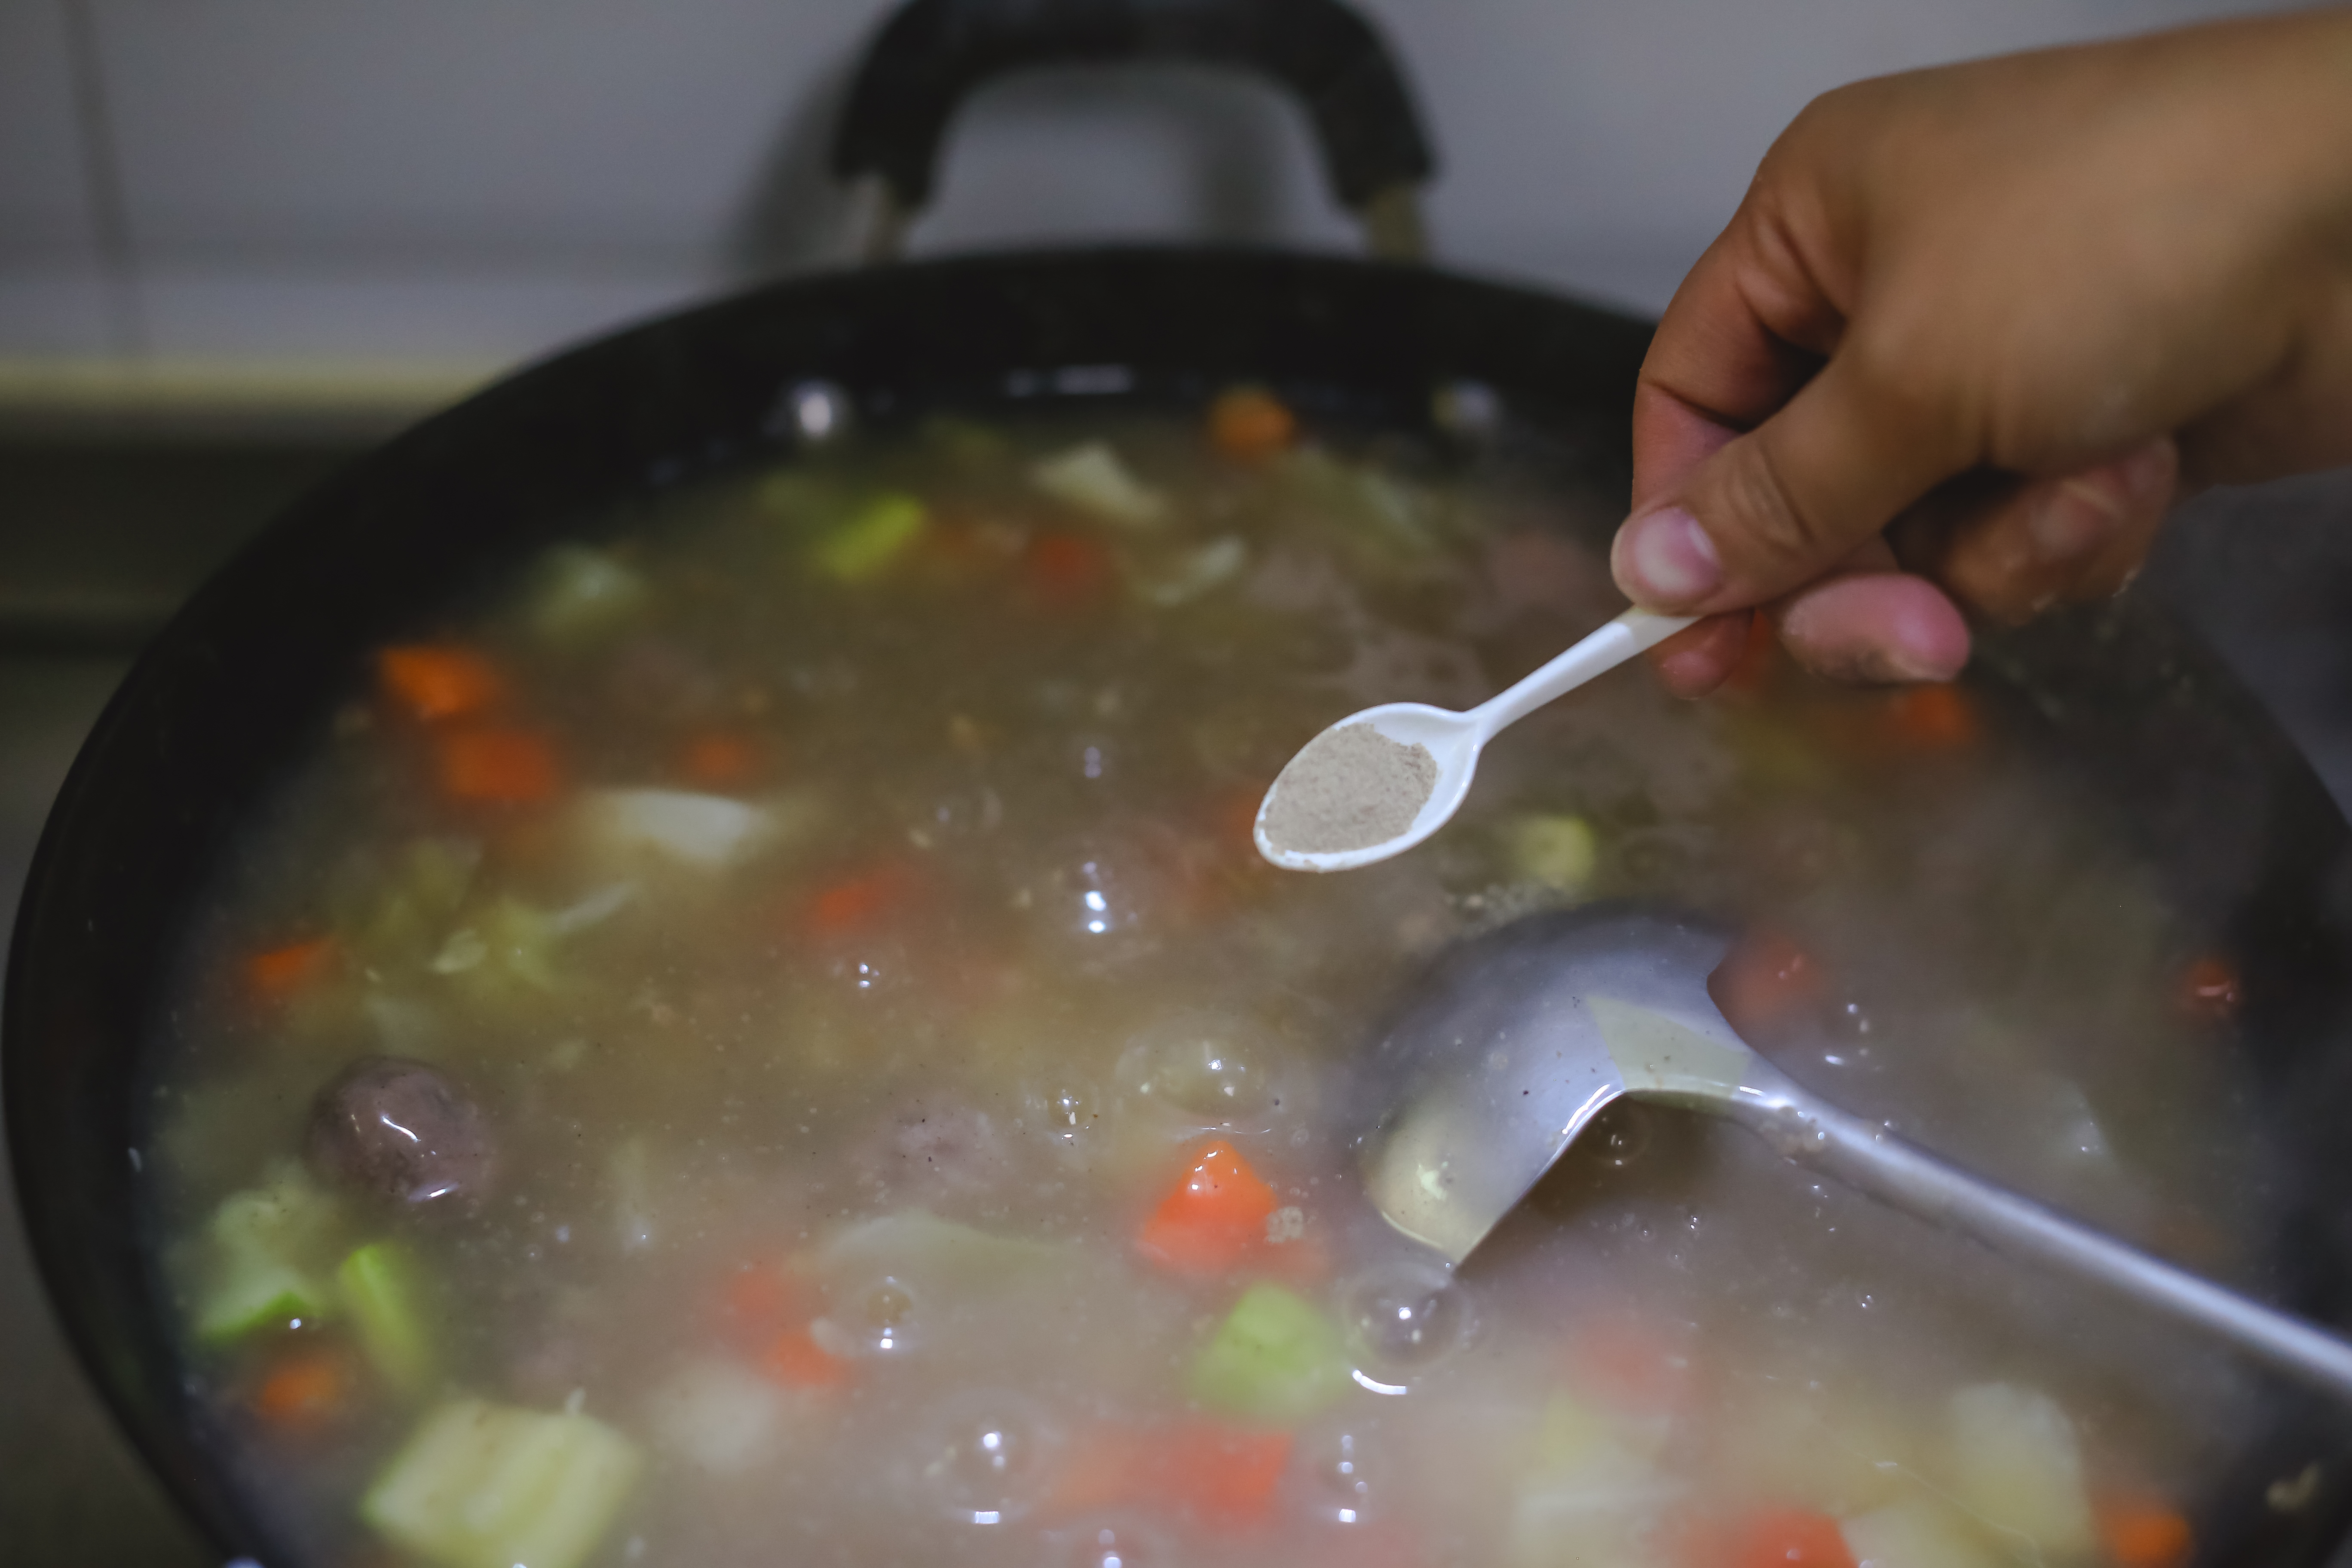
left=1357, top=903, right=2352, bottom=1403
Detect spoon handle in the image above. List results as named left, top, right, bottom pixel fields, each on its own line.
left=1467, top=607, right=1697, bottom=735
left=1728, top=1080, right=2352, bottom=1403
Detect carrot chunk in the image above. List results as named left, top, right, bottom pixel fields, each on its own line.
left=758, top=1326, right=852, bottom=1390
left=1728, top=1509, right=1856, bottom=1568
left=1879, top=683, right=1979, bottom=750
left=1049, top=1420, right=1291, bottom=1530
left=803, top=862, right=921, bottom=940
left=1563, top=1314, right=1693, bottom=1420
left=378, top=644, right=506, bottom=723
left=435, top=726, right=562, bottom=805
left=253, top=1347, right=354, bottom=1428
left=2177, top=955, right=2242, bottom=1022
left=1023, top=531, right=1115, bottom=609
left=1710, top=930, right=1823, bottom=1033
left=679, top=730, right=762, bottom=788
left=1163, top=1422, right=1292, bottom=1528
left=1208, top=386, right=1298, bottom=463
left=247, top=937, right=337, bottom=1004
left=2099, top=1499, right=2193, bottom=1568
left=1721, top=609, right=1780, bottom=695
left=1136, top=1140, right=1280, bottom=1276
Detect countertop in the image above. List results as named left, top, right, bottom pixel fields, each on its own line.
left=3, top=435, right=2349, bottom=1566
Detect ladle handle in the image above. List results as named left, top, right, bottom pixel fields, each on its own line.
left=1731, top=1082, right=2352, bottom=1404
left=1467, top=607, right=1696, bottom=735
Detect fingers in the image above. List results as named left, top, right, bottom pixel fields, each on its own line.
left=1775, top=573, right=1971, bottom=683
left=1892, top=439, right=2177, bottom=622
left=1650, top=613, right=1755, bottom=699
left=1616, top=348, right=1975, bottom=616
left=1645, top=545, right=1972, bottom=699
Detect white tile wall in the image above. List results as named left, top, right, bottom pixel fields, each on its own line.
left=0, top=0, right=2310, bottom=374
left=0, top=0, right=115, bottom=352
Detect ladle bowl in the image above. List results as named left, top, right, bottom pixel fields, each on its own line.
left=1355, top=903, right=2352, bottom=1403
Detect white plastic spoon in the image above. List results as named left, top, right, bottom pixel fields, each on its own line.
left=1254, top=606, right=1695, bottom=872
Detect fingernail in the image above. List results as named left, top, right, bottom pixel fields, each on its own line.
left=1615, top=506, right=1721, bottom=608
left=1884, top=643, right=1966, bottom=683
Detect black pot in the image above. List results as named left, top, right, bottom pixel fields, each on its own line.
left=10, top=3, right=2352, bottom=1564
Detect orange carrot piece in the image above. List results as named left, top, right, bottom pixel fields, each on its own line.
left=1162, top=1422, right=1293, bottom=1528
left=759, top=1326, right=852, bottom=1390
left=2177, top=955, right=2242, bottom=1022
left=378, top=644, right=506, bottom=723
left=1208, top=386, right=1298, bottom=463
left=247, top=937, right=337, bottom=1004
left=254, top=1347, right=353, bottom=1428
left=679, top=730, right=762, bottom=788
left=803, top=862, right=920, bottom=940
left=435, top=726, right=562, bottom=805
left=1046, top=1424, right=1152, bottom=1518
left=1880, top=683, right=1979, bottom=751
left=714, top=1262, right=802, bottom=1352
left=1045, top=1419, right=1290, bottom=1529
left=1565, top=1315, right=1693, bottom=1419
left=1721, top=609, right=1780, bottom=695
left=1136, top=1140, right=1280, bottom=1276
left=1709, top=930, right=1823, bottom=1033
left=1727, top=1509, right=1856, bottom=1568
left=1024, top=531, right=1115, bottom=609
left=2099, top=1499, right=2194, bottom=1568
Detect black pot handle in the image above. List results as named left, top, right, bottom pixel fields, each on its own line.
left=831, top=0, right=1436, bottom=260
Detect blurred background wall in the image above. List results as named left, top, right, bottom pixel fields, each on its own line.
left=0, top=0, right=2303, bottom=411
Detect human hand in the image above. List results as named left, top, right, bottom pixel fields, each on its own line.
left=1611, top=9, right=2352, bottom=695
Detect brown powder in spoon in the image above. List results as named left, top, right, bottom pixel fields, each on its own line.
left=1262, top=722, right=1440, bottom=856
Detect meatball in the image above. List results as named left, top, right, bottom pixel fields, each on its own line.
left=306, top=1056, right=497, bottom=1212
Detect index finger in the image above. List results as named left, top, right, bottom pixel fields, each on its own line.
left=1632, top=212, right=1848, bottom=508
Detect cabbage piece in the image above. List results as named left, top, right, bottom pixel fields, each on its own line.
left=1029, top=441, right=1170, bottom=529
left=362, top=1398, right=641, bottom=1568
left=526, top=545, right=649, bottom=645
left=1129, top=536, right=1247, bottom=606
left=643, top=1358, right=790, bottom=1476
left=1944, top=1382, right=2098, bottom=1557
left=577, top=787, right=772, bottom=869
left=1497, top=1390, right=1680, bottom=1567
left=1842, top=1498, right=2007, bottom=1568
left=1506, top=814, right=1598, bottom=894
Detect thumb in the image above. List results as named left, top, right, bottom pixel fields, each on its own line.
left=1612, top=350, right=1971, bottom=614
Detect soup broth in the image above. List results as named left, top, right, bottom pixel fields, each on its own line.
left=148, top=390, right=2272, bottom=1568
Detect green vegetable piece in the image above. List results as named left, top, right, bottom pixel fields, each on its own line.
left=527, top=545, right=648, bottom=645
left=194, top=1166, right=343, bottom=1343
left=815, top=493, right=927, bottom=581
left=363, top=1398, right=642, bottom=1568
left=1029, top=441, right=1170, bottom=529
left=1188, top=1281, right=1351, bottom=1425
left=339, top=1242, right=434, bottom=1396
left=196, top=1259, right=335, bottom=1344
left=1507, top=814, right=1598, bottom=893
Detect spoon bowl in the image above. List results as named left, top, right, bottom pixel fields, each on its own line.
left=1255, top=607, right=1693, bottom=872
left=1357, top=903, right=2352, bottom=1404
